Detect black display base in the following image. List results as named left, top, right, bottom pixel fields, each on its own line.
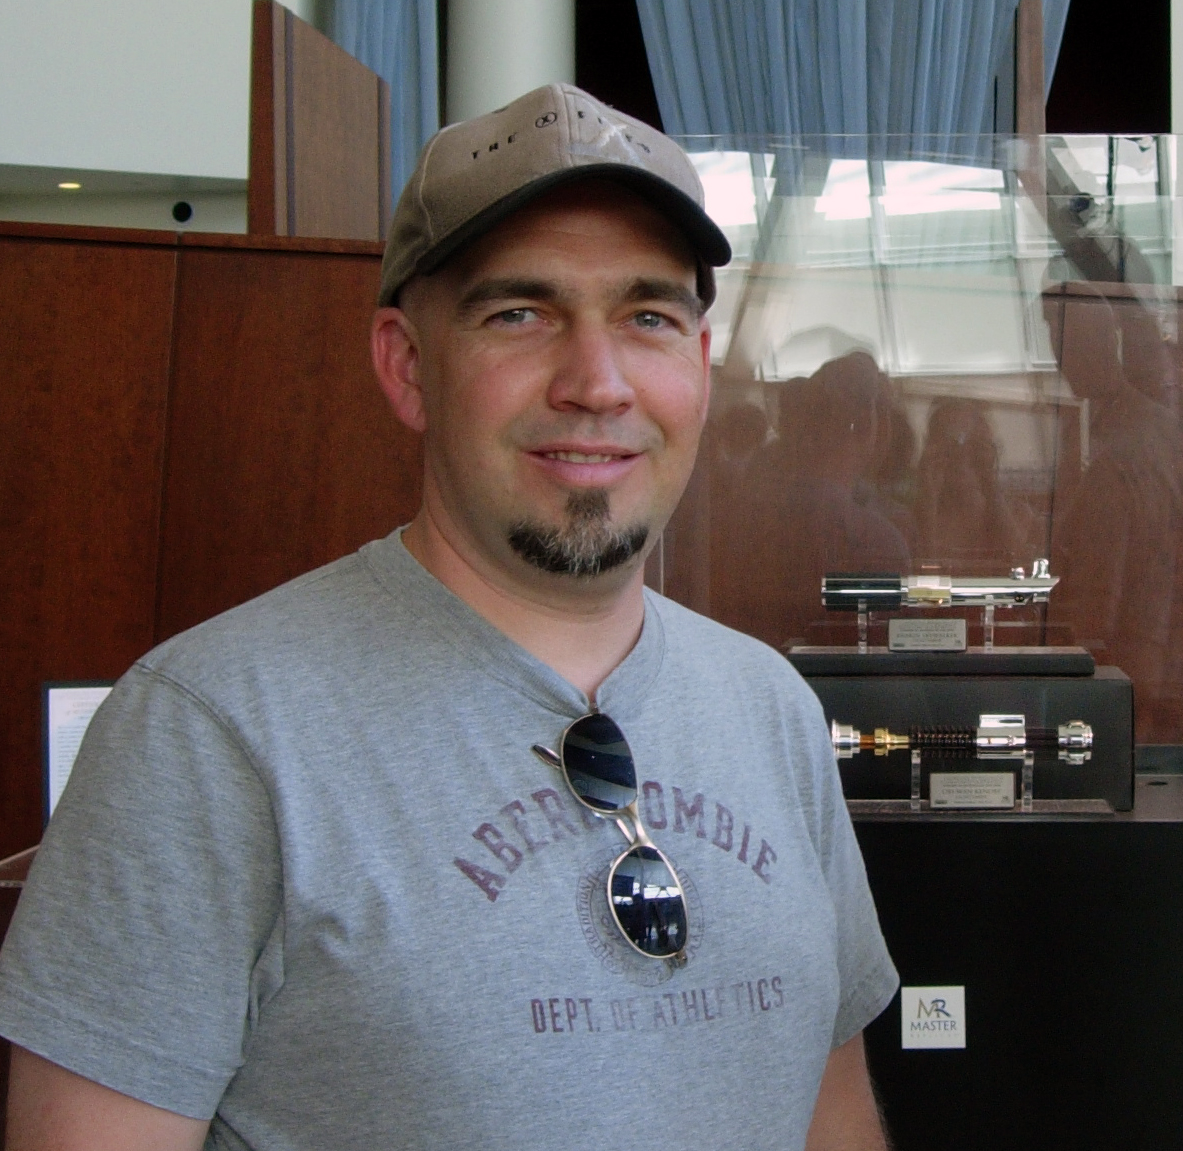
left=786, top=644, right=1095, bottom=676
left=858, top=819, right=1183, bottom=1150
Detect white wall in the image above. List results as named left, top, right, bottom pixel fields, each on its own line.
left=283, top=0, right=331, bottom=32
left=0, top=0, right=253, bottom=178
left=0, top=191, right=247, bottom=233
left=446, top=0, right=574, bottom=124
left=285, top=0, right=319, bottom=26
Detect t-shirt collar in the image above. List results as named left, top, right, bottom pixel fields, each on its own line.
left=362, top=527, right=666, bottom=722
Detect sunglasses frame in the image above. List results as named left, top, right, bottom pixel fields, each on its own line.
left=532, top=712, right=688, bottom=965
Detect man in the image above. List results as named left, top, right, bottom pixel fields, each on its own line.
left=0, top=84, right=896, bottom=1149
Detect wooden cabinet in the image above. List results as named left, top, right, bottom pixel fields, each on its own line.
left=0, top=222, right=421, bottom=858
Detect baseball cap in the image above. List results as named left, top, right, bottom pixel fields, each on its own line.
left=378, top=83, right=732, bottom=308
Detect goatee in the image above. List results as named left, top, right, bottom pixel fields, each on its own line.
left=507, top=490, right=649, bottom=577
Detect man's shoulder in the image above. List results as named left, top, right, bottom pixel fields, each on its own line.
left=137, top=535, right=413, bottom=688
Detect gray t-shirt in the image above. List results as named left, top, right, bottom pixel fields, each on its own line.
left=0, top=531, right=896, bottom=1151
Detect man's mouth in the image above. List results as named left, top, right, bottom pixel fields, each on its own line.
left=541, top=450, right=631, bottom=464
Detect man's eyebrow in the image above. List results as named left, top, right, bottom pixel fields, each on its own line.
left=619, top=278, right=704, bottom=318
left=456, top=278, right=564, bottom=317
left=455, top=276, right=704, bottom=319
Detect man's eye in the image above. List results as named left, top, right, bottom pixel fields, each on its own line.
left=492, top=307, right=536, bottom=325
left=634, top=311, right=668, bottom=330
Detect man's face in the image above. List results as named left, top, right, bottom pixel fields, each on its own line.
left=381, top=180, right=711, bottom=590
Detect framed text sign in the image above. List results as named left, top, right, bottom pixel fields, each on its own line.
left=42, top=682, right=115, bottom=826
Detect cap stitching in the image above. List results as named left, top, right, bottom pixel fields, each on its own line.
left=414, top=125, right=454, bottom=245
left=558, top=84, right=576, bottom=170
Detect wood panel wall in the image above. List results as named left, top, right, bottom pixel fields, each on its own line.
left=1016, top=0, right=1047, bottom=136
left=248, top=0, right=392, bottom=242
left=0, top=223, right=422, bottom=859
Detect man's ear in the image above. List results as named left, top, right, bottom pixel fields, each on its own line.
left=371, top=306, right=427, bottom=434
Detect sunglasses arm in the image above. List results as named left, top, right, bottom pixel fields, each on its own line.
left=531, top=744, right=563, bottom=770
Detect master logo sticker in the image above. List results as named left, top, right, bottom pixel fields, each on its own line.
left=901, top=985, right=966, bottom=1049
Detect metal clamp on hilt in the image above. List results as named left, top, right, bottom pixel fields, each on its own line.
left=1057, top=720, right=1092, bottom=749
left=831, top=714, right=1092, bottom=763
left=821, top=559, right=1058, bottom=611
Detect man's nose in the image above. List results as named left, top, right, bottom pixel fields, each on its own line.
left=546, top=320, right=636, bottom=414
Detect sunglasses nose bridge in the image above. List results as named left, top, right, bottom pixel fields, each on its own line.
left=617, top=799, right=659, bottom=850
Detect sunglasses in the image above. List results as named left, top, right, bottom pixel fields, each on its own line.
left=532, top=712, right=688, bottom=964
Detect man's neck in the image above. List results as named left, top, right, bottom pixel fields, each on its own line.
left=401, top=513, right=647, bottom=701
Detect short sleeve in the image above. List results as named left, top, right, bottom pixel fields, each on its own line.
left=0, top=665, right=283, bottom=1119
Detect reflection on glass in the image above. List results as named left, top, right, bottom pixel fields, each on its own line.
left=726, top=351, right=910, bottom=644
left=1047, top=284, right=1183, bottom=742
left=914, top=398, right=1034, bottom=568
left=662, top=135, right=1183, bottom=744
left=610, top=846, right=687, bottom=957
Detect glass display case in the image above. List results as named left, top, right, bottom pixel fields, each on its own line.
left=653, top=134, right=1183, bottom=756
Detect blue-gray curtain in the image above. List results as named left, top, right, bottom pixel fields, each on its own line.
left=637, top=0, right=1071, bottom=150
left=330, top=0, right=439, bottom=205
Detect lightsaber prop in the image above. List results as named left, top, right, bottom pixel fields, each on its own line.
left=831, top=714, right=1092, bottom=760
left=820, top=560, right=1057, bottom=652
left=821, top=560, right=1057, bottom=612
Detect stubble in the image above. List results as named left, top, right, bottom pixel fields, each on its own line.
left=507, top=490, right=649, bottom=577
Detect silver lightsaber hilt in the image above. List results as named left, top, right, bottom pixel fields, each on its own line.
left=822, top=559, right=1058, bottom=612
left=831, top=714, right=1092, bottom=764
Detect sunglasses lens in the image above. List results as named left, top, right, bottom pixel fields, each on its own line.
left=609, top=846, right=687, bottom=958
left=561, top=713, right=637, bottom=813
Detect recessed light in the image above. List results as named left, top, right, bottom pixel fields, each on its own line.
left=58, top=182, right=81, bottom=190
